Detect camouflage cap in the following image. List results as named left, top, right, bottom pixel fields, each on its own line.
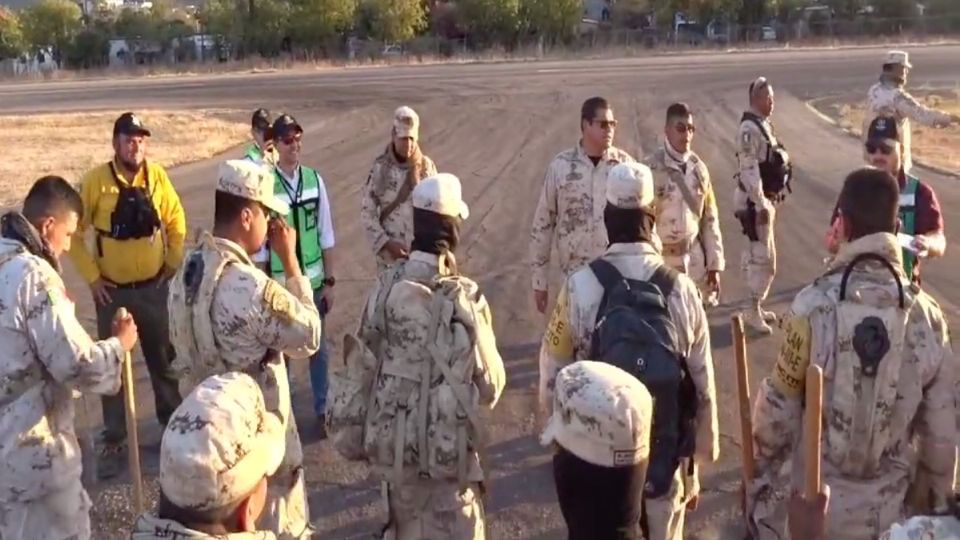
left=216, top=159, right=290, bottom=216
left=393, top=106, right=420, bottom=140
left=160, top=372, right=285, bottom=512
left=540, top=361, right=653, bottom=468
left=412, top=173, right=470, bottom=219
left=884, top=50, right=912, bottom=69
left=606, top=162, right=654, bottom=210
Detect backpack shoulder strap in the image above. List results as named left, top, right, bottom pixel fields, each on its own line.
left=741, top=112, right=772, bottom=144
left=649, top=264, right=679, bottom=300
left=589, top=258, right=626, bottom=320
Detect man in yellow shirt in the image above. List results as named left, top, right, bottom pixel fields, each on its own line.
left=68, top=112, right=186, bottom=480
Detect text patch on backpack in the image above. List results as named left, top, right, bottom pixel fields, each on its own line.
left=771, top=316, right=810, bottom=398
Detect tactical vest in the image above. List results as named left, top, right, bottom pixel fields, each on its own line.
left=898, top=176, right=919, bottom=279
left=741, top=112, right=792, bottom=196
left=95, top=162, right=162, bottom=250
left=270, top=166, right=325, bottom=289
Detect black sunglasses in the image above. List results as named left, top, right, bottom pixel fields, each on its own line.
left=865, top=142, right=894, bottom=155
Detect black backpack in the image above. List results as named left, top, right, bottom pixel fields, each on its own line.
left=588, top=259, right=698, bottom=499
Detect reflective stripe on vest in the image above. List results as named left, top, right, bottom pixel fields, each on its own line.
left=270, top=166, right=325, bottom=289
left=899, top=176, right=919, bottom=279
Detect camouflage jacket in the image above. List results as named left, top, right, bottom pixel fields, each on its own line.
left=866, top=79, right=954, bottom=173
left=132, top=512, right=277, bottom=539
left=538, top=242, right=720, bottom=465
left=356, top=251, right=506, bottom=481
left=360, top=148, right=437, bottom=266
left=529, top=142, right=635, bottom=291
left=169, top=234, right=322, bottom=473
left=748, top=233, right=956, bottom=540
left=734, top=110, right=784, bottom=211
left=645, top=142, right=725, bottom=272
left=0, top=237, right=124, bottom=503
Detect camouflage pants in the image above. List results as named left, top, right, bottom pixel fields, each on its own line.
left=740, top=205, right=777, bottom=303
left=663, top=248, right=709, bottom=297
left=645, top=465, right=695, bottom=540
left=382, top=480, right=486, bottom=540
left=0, top=480, right=91, bottom=540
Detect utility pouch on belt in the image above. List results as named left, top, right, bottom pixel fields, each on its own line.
left=735, top=203, right=760, bottom=242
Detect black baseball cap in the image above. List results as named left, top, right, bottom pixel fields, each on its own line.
left=251, top=108, right=272, bottom=131
left=271, top=114, right=303, bottom=141
left=113, top=112, right=151, bottom=137
left=866, top=116, right=899, bottom=147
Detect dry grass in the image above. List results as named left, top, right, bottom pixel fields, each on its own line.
left=833, top=88, right=960, bottom=173
left=0, top=109, right=248, bottom=207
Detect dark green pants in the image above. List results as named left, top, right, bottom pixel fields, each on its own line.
left=96, top=278, right=182, bottom=444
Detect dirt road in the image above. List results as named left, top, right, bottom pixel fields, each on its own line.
left=2, top=44, right=958, bottom=539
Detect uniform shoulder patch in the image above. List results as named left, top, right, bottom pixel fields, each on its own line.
left=263, top=279, right=294, bottom=323
left=771, top=315, right=811, bottom=398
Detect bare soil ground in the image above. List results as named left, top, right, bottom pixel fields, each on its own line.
left=811, top=88, right=960, bottom=173
left=0, top=109, right=248, bottom=206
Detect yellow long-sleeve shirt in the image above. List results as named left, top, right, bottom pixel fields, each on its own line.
left=69, top=160, right=186, bottom=285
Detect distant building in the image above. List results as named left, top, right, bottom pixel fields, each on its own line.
left=583, top=0, right=613, bottom=22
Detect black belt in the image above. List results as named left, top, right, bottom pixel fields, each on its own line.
left=112, top=275, right=162, bottom=289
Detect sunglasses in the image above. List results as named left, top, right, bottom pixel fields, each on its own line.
left=865, top=142, right=894, bottom=155
left=279, top=134, right=302, bottom=146
left=592, top=119, right=618, bottom=129
left=674, top=123, right=696, bottom=134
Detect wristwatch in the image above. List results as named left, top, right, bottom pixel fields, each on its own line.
left=323, top=276, right=336, bottom=287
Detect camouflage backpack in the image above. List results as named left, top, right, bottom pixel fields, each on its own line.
left=328, top=258, right=487, bottom=485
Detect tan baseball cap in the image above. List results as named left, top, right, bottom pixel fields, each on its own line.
left=159, top=372, right=285, bottom=512
left=606, top=162, right=654, bottom=210
left=393, top=106, right=420, bottom=140
left=216, top=159, right=289, bottom=216
left=540, top=361, right=653, bottom=468
left=884, top=50, right=912, bottom=68
left=412, top=173, right=469, bottom=219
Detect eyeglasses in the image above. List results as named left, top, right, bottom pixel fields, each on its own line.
left=280, top=134, right=302, bottom=146
left=592, top=119, right=618, bottom=130
left=865, top=142, right=894, bottom=155
left=674, top=123, right=696, bottom=134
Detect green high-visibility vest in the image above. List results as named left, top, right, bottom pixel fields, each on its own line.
left=245, top=143, right=264, bottom=162
left=270, top=166, right=325, bottom=290
left=899, top=175, right=919, bottom=280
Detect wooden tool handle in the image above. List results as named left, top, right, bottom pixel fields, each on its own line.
left=732, top=314, right=755, bottom=484
left=804, top=364, right=823, bottom=501
left=116, top=307, right=144, bottom=514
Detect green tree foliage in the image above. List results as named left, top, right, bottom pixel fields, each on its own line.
left=0, top=6, right=25, bottom=59
left=288, top=0, right=357, bottom=52
left=519, top=0, right=581, bottom=43
left=362, top=0, right=426, bottom=43
left=20, top=0, right=83, bottom=65
left=457, top=0, right=521, bottom=45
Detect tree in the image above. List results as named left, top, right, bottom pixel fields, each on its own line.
left=114, top=7, right=162, bottom=40
left=457, top=0, right=521, bottom=46
left=20, top=0, right=83, bottom=66
left=612, top=0, right=654, bottom=29
left=288, top=0, right=357, bottom=53
left=362, top=0, right=426, bottom=43
left=520, top=0, right=580, bottom=44
left=0, top=6, right=25, bottom=59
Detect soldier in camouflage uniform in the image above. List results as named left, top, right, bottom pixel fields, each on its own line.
left=0, top=176, right=139, bottom=540
left=167, top=160, right=322, bottom=539
left=131, top=372, right=283, bottom=539
left=747, top=168, right=957, bottom=540
left=734, top=77, right=792, bottom=334
left=645, top=102, right=724, bottom=308
left=529, top=96, right=635, bottom=314
left=539, top=162, right=719, bottom=540
left=865, top=50, right=960, bottom=174
left=361, top=106, right=439, bottom=271
left=356, top=173, right=506, bottom=540
left=541, top=361, right=653, bottom=539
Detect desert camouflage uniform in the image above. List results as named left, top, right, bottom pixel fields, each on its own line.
left=866, top=79, right=954, bottom=174
left=0, top=235, right=125, bottom=540
left=735, top=112, right=784, bottom=306
left=132, top=513, right=278, bottom=539
left=529, top=143, right=635, bottom=292
left=360, top=150, right=437, bottom=270
left=747, top=233, right=957, bottom=540
left=539, top=242, right=719, bottom=540
left=357, top=251, right=506, bottom=540
left=881, top=515, right=960, bottom=539
left=167, top=233, right=322, bottom=539
left=645, top=142, right=724, bottom=289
